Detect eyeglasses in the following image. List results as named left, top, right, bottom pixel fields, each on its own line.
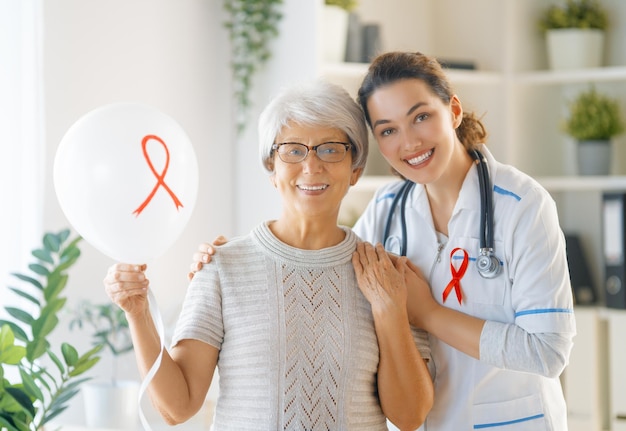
left=272, top=142, right=352, bottom=164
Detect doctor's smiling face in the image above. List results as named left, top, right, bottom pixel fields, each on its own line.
left=270, top=120, right=362, bottom=222
left=366, top=78, right=467, bottom=187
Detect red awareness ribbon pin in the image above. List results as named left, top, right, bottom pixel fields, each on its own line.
left=133, top=134, right=184, bottom=216
left=442, top=247, right=469, bottom=305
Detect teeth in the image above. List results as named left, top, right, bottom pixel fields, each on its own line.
left=298, top=184, right=328, bottom=191
left=407, top=150, right=433, bottom=165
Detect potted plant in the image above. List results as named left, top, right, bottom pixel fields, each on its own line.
left=538, top=0, right=609, bottom=70
left=323, top=0, right=359, bottom=63
left=563, top=87, right=625, bottom=175
left=222, top=0, right=283, bottom=135
left=69, top=301, right=138, bottom=430
left=0, top=229, right=101, bottom=431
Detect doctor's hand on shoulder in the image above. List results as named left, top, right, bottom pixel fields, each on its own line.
left=187, top=236, right=228, bottom=280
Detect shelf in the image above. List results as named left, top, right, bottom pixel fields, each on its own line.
left=516, top=66, right=626, bottom=86
left=536, top=176, right=626, bottom=192
left=322, top=62, right=503, bottom=86
left=323, top=63, right=626, bottom=88
left=354, top=175, right=626, bottom=193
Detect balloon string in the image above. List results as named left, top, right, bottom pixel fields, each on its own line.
left=138, top=288, right=165, bottom=430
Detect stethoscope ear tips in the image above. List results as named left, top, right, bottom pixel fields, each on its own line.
left=476, top=249, right=501, bottom=279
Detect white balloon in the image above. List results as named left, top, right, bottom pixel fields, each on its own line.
left=54, top=103, right=199, bottom=263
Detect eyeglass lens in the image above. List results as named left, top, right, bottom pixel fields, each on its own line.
left=275, top=142, right=350, bottom=163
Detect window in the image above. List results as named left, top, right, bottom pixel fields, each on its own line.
left=0, top=0, right=44, bottom=311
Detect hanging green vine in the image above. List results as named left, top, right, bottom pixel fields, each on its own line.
left=223, top=0, right=283, bottom=134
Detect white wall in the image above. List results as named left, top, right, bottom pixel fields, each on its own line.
left=41, top=0, right=320, bottom=425
left=42, top=0, right=233, bottom=424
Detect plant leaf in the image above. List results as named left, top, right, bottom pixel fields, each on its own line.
left=5, top=307, right=35, bottom=326
left=10, top=273, right=43, bottom=291
left=69, top=356, right=100, bottom=377
left=42, top=405, right=69, bottom=425
left=28, top=263, right=49, bottom=277
left=26, top=337, right=49, bottom=362
left=61, top=343, right=79, bottom=367
left=18, top=369, right=44, bottom=401
left=31, top=248, right=54, bottom=264
left=8, top=287, right=41, bottom=306
left=43, top=232, right=61, bottom=253
left=0, top=320, right=28, bottom=342
left=46, top=349, right=66, bottom=374
left=31, top=312, right=59, bottom=340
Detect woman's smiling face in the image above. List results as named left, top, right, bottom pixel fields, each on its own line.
left=271, top=120, right=361, bottom=221
left=367, top=78, right=463, bottom=185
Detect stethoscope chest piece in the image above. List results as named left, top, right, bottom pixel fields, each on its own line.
left=476, top=248, right=501, bottom=279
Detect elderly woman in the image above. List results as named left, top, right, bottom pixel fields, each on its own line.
left=103, top=79, right=433, bottom=431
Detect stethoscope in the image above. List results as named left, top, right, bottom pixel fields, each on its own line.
left=382, top=149, right=502, bottom=279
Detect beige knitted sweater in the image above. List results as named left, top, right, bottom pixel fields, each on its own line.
left=172, top=222, right=429, bottom=430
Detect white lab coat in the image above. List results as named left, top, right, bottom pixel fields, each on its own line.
left=353, top=147, right=576, bottom=430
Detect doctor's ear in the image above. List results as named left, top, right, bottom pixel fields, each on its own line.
left=450, top=95, right=463, bottom=128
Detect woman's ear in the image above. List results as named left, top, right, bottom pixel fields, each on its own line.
left=350, top=167, right=363, bottom=186
left=450, top=94, right=463, bottom=128
left=269, top=173, right=277, bottom=188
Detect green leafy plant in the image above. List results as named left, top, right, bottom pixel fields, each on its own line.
left=223, top=0, right=283, bottom=134
left=539, top=0, right=608, bottom=32
left=0, top=229, right=101, bottom=431
left=69, top=302, right=132, bottom=385
left=325, top=0, right=358, bottom=12
left=563, top=87, right=625, bottom=140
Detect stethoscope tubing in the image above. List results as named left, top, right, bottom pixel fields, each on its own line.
left=383, top=149, right=500, bottom=277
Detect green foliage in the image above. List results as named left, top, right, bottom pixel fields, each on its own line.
left=223, top=0, right=283, bottom=135
left=539, top=0, right=608, bottom=31
left=69, top=302, right=131, bottom=357
left=563, top=87, right=625, bottom=140
left=325, top=0, right=358, bottom=12
left=0, top=230, right=101, bottom=431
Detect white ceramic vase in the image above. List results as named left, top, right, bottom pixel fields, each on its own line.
left=322, top=5, right=349, bottom=63
left=546, top=29, right=604, bottom=70
left=83, top=380, right=140, bottom=430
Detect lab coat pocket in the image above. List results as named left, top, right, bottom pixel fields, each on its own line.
left=451, top=237, right=507, bottom=307
left=473, top=394, right=547, bottom=430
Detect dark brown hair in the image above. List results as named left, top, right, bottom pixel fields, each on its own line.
left=357, top=51, right=487, bottom=150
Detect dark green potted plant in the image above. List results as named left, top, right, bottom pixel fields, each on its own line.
left=538, top=0, right=609, bottom=69
left=563, top=87, right=625, bottom=175
left=0, top=229, right=101, bottom=431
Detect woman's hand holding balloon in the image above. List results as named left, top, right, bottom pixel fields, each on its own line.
left=104, top=263, right=150, bottom=317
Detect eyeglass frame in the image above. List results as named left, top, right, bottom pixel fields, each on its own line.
left=271, top=142, right=353, bottom=164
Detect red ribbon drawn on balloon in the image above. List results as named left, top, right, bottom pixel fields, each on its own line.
left=132, top=134, right=184, bottom=216
left=442, top=247, right=468, bottom=305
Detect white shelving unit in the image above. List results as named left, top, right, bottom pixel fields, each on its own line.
left=320, top=1, right=626, bottom=430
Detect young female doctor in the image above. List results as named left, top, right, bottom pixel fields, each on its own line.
left=190, top=51, right=576, bottom=430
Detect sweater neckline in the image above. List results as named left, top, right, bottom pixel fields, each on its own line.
left=252, top=221, right=358, bottom=267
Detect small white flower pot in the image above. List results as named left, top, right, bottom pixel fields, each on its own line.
left=546, top=29, right=604, bottom=70
left=322, top=5, right=349, bottom=63
left=83, top=380, right=140, bottom=430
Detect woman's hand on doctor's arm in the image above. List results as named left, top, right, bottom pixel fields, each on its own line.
left=399, top=258, right=439, bottom=329
left=187, top=236, right=229, bottom=280
left=103, top=263, right=150, bottom=316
